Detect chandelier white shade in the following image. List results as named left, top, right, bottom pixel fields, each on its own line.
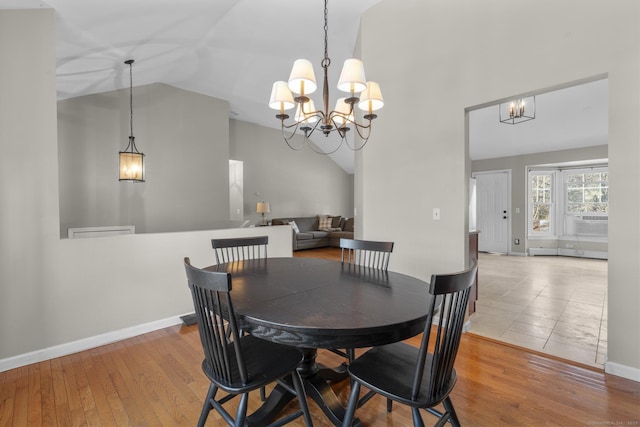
left=337, top=59, right=367, bottom=93
left=268, top=0, right=383, bottom=154
left=269, top=81, right=295, bottom=111
left=287, top=59, right=317, bottom=96
left=359, top=81, right=384, bottom=112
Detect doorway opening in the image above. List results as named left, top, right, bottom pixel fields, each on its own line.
left=466, top=77, right=609, bottom=368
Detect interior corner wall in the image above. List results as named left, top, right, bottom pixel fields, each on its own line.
left=228, top=119, right=353, bottom=224
left=472, top=145, right=609, bottom=254
left=361, top=0, right=639, bottom=376
left=57, top=83, right=230, bottom=236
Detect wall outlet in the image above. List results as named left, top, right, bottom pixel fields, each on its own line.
left=432, top=208, right=440, bottom=220
left=514, top=238, right=520, bottom=245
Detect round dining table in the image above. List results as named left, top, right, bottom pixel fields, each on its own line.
left=208, top=257, right=432, bottom=426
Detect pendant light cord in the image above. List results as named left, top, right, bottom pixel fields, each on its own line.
left=128, top=60, right=134, bottom=138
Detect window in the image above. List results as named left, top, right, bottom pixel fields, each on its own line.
left=528, top=166, right=609, bottom=238
left=529, top=172, right=554, bottom=235
left=565, top=169, right=608, bottom=215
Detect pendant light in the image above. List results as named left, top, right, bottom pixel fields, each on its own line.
left=119, top=59, right=145, bottom=182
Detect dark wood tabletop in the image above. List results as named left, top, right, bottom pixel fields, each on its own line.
left=209, top=257, right=432, bottom=426
left=211, top=257, right=432, bottom=350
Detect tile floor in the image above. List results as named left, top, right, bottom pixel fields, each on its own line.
left=468, top=252, right=608, bottom=368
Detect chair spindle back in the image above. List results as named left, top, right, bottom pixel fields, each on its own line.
left=411, top=261, right=477, bottom=402
left=212, top=236, right=268, bottom=265
left=340, top=238, right=394, bottom=271
left=184, top=257, right=248, bottom=386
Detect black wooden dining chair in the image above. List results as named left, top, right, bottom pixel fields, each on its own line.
left=340, top=238, right=394, bottom=271
left=335, top=238, right=395, bottom=363
left=211, top=236, right=268, bottom=264
left=341, top=261, right=478, bottom=427
left=184, top=258, right=313, bottom=427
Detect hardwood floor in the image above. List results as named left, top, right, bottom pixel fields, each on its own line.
left=1, top=247, right=638, bottom=426
left=1, top=325, right=638, bottom=426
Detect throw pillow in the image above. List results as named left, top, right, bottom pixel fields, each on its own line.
left=331, top=216, right=342, bottom=228
left=289, top=221, right=300, bottom=233
left=318, top=216, right=333, bottom=231
left=344, top=217, right=355, bottom=232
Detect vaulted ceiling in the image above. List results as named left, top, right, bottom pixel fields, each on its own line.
left=3, top=0, right=608, bottom=172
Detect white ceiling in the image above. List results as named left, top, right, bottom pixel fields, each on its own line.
left=469, top=78, right=608, bottom=161
left=3, top=0, right=608, bottom=172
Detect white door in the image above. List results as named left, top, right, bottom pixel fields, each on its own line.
left=475, top=171, right=510, bottom=253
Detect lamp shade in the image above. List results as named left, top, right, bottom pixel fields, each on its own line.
left=288, top=59, right=317, bottom=95
left=294, top=99, right=319, bottom=123
left=256, top=202, right=271, bottom=214
left=358, top=81, right=384, bottom=112
left=269, top=81, right=295, bottom=111
left=333, top=97, right=354, bottom=126
left=337, top=58, right=367, bottom=93
left=119, top=150, right=145, bottom=182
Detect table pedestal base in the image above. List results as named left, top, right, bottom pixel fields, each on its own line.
left=246, top=348, right=361, bottom=427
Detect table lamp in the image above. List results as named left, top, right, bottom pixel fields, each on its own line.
left=256, top=202, right=271, bottom=226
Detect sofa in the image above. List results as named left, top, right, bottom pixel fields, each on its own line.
left=271, top=215, right=354, bottom=251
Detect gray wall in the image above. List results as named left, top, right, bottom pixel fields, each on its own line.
left=0, top=9, right=352, bottom=366
left=229, top=119, right=353, bottom=224
left=57, top=85, right=353, bottom=236
left=360, top=0, right=639, bottom=377
left=472, top=145, right=609, bottom=254
left=58, top=83, right=230, bottom=236
left=0, top=9, right=293, bottom=365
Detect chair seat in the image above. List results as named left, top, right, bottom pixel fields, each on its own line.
left=348, top=341, right=457, bottom=408
left=202, top=335, right=303, bottom=394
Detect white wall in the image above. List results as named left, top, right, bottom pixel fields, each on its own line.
left=360, top=0, right=639, bottom=379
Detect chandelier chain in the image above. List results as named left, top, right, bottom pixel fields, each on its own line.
left=322, top=0, right=330, bottom=69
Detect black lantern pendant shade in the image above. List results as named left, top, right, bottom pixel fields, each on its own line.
left=119, top=59, right=145, bottom=182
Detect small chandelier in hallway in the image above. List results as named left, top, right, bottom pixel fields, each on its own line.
left=119, top=59, right=145, bottom=182
left=499, top=96, right=535, bottom=125
left=268, top=0, right=383, bottom=154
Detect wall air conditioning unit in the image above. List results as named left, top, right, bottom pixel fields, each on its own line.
left=573, top=215, right=608, bottom=236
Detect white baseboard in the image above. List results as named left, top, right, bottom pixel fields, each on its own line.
left=557, top=248, right=608, bottom=260
left=605, top=361, right=640, bottom=382
left=528, top=248, right=558, bottom=256
left=0, top=315, right=185, bottom=373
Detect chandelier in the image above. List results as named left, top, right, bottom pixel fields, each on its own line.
left=268, top=0, right=383, bottom=154
left=119, top=59, right=145, bottom=182
left=499, top=96, right=535, bottom=125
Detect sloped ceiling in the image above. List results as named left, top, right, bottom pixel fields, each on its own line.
left=3, top=0, right=608, bottom=171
